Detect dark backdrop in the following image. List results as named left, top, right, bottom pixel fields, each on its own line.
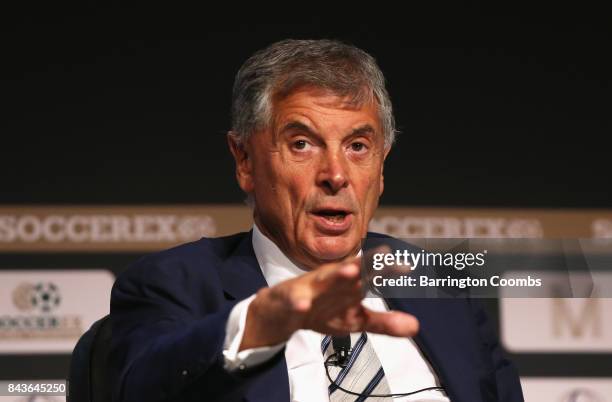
left=1, top=6, right=610, bottom=207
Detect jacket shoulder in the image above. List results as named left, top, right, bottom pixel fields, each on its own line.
left=112, top=232, right=250, bottom=294
left=138, top=231, right=248, bottom=265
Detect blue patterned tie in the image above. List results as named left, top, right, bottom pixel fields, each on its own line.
left=322, top=333, right=392, bottom=401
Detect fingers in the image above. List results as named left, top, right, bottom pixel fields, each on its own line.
left=309, top=262, right=362, bottom=301
left=276, top=258, right=419, bottom=340
left=314, top=261, right=360, bottom=285
left=274, top=262, right=362, bottom=330
left=328, top=305, right=367, bottom=332
left=317, top=293, right=363, bottom=320
left=288, top=262, right=360, bottom=308
left=363, top=309, right=419, bottom=337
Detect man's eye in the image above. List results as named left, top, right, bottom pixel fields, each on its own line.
left=293, top=140, right=309, bottom=150
left=350, top=142, right=367, bottom=152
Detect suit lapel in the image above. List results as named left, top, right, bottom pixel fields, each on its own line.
left=218, top=231, right=269, bottom=300
left=386, top=298, right=483, bottom=402
left=218, top=231, right=291, bottom=402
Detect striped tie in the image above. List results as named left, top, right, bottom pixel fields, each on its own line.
left=322, top=333, right=392, bottom=401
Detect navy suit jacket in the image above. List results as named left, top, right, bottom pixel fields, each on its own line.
left=109, top=231, right=524, bottom=402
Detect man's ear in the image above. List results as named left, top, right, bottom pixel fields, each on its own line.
left=379, top=146, right=391, bottom=196
left=227, top=131, right=255, bottom=193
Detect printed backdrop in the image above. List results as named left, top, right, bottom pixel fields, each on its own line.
left=1, top=205, right=611, bottom=401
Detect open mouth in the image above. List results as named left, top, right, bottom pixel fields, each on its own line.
left=310, top=207, right=353, bottom=234
left=310, top=208, right=353, bottom=234
left=313, top=209, right=349, bottom=222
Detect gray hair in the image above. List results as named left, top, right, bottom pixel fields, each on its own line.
left=230, top=39, right=397, bottom=148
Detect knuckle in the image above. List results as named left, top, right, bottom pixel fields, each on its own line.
left=288, top=294, right=309, bottom=312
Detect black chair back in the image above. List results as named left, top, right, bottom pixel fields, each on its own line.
left=68, top=315, right=112, bottom=402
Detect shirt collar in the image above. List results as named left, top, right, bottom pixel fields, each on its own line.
left=252, top=223, right=308, bottom=287
left=251, top=223, right=363, bottom=288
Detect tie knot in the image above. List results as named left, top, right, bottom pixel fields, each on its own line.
left=321, top=333, right=368, bottom=357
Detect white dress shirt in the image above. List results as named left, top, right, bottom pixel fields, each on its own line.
left=223, top=224, right=450, bottom=402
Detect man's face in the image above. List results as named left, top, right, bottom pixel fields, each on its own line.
left=230, top=86, right=389, bottom=269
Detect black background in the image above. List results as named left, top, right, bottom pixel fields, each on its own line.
left=1, top=5, right=610, bottom=207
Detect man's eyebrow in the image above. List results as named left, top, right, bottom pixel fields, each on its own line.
left=279, top=121, right=377, bottom=139
left=279, top=121, right=317, bottom=136
left=349, top=124, right=376, bottom=137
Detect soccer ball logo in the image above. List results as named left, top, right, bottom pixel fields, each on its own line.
left=13, top=282, right=62, bottom=313
left=29, top=282, right=62, bottom=313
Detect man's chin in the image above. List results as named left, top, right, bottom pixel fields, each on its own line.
left=307, top=237, right=360, bottom=263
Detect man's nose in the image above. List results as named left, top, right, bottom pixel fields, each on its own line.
left=316, top=150, right=349, bottom=194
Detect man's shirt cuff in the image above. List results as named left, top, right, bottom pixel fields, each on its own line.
left=222, top=294, right=285, bottom=371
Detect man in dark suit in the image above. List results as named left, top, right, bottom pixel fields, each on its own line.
left=110, top=39, right=524, bottom=402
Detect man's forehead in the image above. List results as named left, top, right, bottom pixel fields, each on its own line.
left=274, top=85, right=376, bottom=110
left=270, top=87, right=383, bottom=135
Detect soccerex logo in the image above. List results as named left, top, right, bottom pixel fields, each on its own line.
left=12, top=282, right=62, bottom=313
left=1, top=279, right=81, bottom=341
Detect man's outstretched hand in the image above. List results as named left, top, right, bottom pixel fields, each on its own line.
left=239, top=259, right=419, bottom=351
